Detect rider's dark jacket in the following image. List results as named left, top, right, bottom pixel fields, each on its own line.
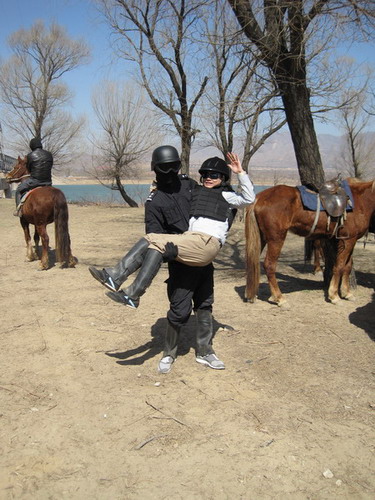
left=26, top=148, right=53, bottom=183
left=145, top=174, right=196, bottom=234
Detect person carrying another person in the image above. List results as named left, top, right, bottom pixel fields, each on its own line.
left=90, top=151, right=255, bottom=313
left=14, top=137, right=53, bottom=216
left=90, top=145, right=230, bottom=372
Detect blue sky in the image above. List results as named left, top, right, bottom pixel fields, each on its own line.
left=1, top=0, right=374, bottom=141
left=0, top=0, right=128, bottom=135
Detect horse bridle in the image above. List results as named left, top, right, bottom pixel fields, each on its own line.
left=6, top=162, right=30, bottom=182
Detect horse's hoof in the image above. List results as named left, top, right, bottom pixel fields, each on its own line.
left=246, top=298, right=257, bottom=304
left=344, top=294, right=356, bottom=302
left=330, top=297, right=341, bottom=305
left=278, top=301, right=291, bottom=310
left=268, top=296, right=283, bottom=306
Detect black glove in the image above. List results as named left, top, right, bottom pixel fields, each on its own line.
left=162, top=242, right=178, bottom=262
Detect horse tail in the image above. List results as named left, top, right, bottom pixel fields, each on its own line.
left=245, top=203, right=261, bottom=302
left=54, top=192, right=75, bottom=268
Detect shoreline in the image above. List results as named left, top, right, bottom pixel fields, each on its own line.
left=52, top=176, right=155, bottom=186
left=53, top=176, right=294, bottom=187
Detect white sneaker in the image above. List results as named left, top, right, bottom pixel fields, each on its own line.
left=158, top=356, right=174, bottom=374
left=196, top=353, right=225, bottom=370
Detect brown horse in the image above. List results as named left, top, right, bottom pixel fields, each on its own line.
left=6, top=156, right=75, bottom=270
left=245, top=179, right=375, bottom=306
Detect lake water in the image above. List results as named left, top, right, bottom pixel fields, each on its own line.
left=55, top=183, right=270, bottom=205
left=54, top=184, right=151, bottom=205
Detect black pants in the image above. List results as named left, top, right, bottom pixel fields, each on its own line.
left=166, top=261, right=214, bottom=326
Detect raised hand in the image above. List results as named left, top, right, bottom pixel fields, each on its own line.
left=226, top=152, right=244, bottom=175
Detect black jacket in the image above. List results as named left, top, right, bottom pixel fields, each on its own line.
left=145, top=175, right=196, bottom=234
left=26, top=148, right=53, bottom=183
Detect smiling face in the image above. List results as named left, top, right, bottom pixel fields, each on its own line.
left=201, top=171, right=223, bottom=189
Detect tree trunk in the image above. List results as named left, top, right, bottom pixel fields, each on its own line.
left=279, top=82, right=325, bottom=190
left=180, top=128, right=192, bottom=175
left=115, top=176, right=138, bottom=208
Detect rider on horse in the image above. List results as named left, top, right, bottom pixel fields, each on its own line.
left=14, top=137, right=53, bottom=216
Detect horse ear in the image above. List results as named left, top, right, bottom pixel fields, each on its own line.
left=18, top=155, right=21, bottom=160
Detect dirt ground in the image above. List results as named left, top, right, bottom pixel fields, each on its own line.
left=0, top=197, right=374, bottom=500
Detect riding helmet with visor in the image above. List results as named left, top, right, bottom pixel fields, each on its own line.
left=151, top=145, right=181, bottom=175
left=199, top=157, right=230, bottom=181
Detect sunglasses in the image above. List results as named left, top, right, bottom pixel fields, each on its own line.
left=201, top=171, right=222, bottom=179
left=155, top=162, right=180, bottom=174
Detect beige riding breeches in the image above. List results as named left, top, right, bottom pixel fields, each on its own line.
left=145, top=231, right=221, bottom=267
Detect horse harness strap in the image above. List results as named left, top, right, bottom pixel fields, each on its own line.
left=306, top=197, right=320, bottom=238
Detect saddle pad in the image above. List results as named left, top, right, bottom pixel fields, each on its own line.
left=297, top=179, right=354, bottom=212
left=20, top=186, right=43, bottom=202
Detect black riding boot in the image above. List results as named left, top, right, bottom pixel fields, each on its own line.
left=106, top=249, right=163, bottom=308
left=163, top=321, right=181, bottom=359
left=195, top=309, right=215, bottom=356
left=13, top=190, right=22, bottom=216
left=15, top=190, right=21, bottom=207
left=109, top=238, right=149, bottom=285
left=89, top=237, right=149, bottom=291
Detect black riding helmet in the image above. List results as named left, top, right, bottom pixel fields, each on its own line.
left=29, top=137, right=43, bottom=150
left=151, top=145, right=181, bottom=175
left=199, top=157, right=230, bottom=181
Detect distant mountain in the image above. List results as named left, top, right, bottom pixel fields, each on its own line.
left=60, top=131, right=374, bottom=182
left=191, top=131, right=344, bottom=170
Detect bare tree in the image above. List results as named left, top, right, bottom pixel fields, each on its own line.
left=227, top=0, right=375, bottom=189
left=97, top=0, right=209, bottom=174
left=0, top=21, right=90, bottom=164
left=337, top=62, right=375, bottom=179
left=200, top=1, right=286, bottom=172
left=91, top=81, right=161, bottom=207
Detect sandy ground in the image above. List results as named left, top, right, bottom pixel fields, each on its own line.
left=0, top=197, right=374, bottom=500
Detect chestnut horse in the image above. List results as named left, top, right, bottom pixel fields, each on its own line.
left=245, top=179, right=375, bottom=306
left=6, top=156, right=75, bottom=270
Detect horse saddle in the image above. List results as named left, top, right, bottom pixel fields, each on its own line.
left=20, top=186, right=43, bottom=203
left=15, top=187, right=44, bottom=216
left=319, top=175, right=349, bottom=218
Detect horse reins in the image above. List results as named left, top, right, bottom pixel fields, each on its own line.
left=10, top=174, right=30, bottom=182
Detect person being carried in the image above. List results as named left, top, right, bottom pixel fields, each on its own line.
left=14, top=137, right=53, bottom=216
left=91, top=152, right=255, bottom=311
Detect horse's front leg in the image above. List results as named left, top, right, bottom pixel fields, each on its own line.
left=35, top=224, right=49, bottom=270
left=20, top=219, right=37, bottom=261
left=327, top=240, right=355, bottom=304
left=263, top=238, right=288, bottom=307
left=339, top=241, right=356, bottom=301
